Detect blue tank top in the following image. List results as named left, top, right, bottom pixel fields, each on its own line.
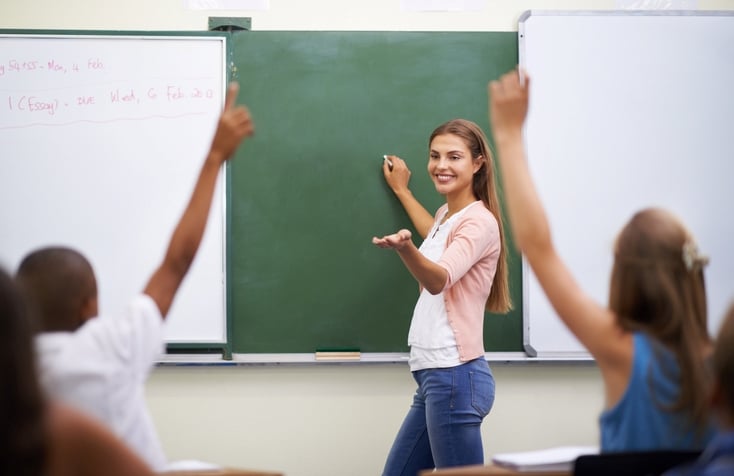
left=600, top=332, right=716, bottom=452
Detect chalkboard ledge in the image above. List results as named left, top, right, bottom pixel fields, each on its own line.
left=233, top=353, right=410, bottom=364
left=155, top=352, right=596, bottom=365
left=157, top=353, right=235, bottom=366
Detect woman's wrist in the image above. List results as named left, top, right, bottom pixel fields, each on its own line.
left=392, top=187, right=413, bottom=200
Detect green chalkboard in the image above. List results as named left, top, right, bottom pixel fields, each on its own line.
left=227, top=31, right=522, bottom=357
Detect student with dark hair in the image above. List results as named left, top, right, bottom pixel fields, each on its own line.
left=0, top=266, right=155, bottom=476
left=16, top=83, right=254, bottom=470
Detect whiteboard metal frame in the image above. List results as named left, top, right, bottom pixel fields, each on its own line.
left=517, top=10, right=734, bottom=360
left=0, top=31, right=230, bottom=347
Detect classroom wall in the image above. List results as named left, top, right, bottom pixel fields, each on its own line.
left=3, top=1, right=732, bottom=475
left=148, top=363, right=602, bottom=475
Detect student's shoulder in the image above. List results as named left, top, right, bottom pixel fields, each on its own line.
left=129, top=293, right=163, bottom=321
left=63, top=293, right=163, bottom=359
left=87, top=294, right=162, bottom=331
left=47, top=402, right=97, bottom=455
left=48, top=401, right=128, bottom=442
left=47, top=402, right=154, bottom=476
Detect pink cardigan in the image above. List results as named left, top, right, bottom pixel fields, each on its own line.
left=435, top=201, right=500, bottom=361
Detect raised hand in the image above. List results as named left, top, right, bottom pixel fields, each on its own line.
left=488, top=69, right=530, bottom=140
left=209, top=83, right=255, bottom=163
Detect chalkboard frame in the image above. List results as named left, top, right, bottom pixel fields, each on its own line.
left=226, top=30, right=525, bottom=363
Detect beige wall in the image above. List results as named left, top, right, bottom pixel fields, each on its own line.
left=147, top=362, right=603, bottom=476
left=1, top=0, right=611, bottom=32
left=3, top=1, right=731, bottom=475
left=4, top=0, right=731, bottom=32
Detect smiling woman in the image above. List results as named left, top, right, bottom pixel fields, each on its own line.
left=427, top=133, right=479, bottom=202
left=372, top=118, right=512, bottom=475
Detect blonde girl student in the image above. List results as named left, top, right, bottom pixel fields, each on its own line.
left=372, top=119, right=512, bottom=475
left=488, top=69, right=717, bottom=452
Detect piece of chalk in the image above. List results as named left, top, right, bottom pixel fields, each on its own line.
left=383, top=155, right=393, bottom=168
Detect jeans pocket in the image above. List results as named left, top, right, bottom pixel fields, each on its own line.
left=469, top=369, right=495, bottom=417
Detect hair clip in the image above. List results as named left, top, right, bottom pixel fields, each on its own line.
left=682, top=241, right=710, bottom=271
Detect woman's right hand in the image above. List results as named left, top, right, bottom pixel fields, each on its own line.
left=380, top=154, right=434, bottom=240
left=382, top=155, right=411, bottom=195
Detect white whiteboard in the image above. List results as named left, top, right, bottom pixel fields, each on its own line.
left=0, top=34, right=228, bottom=344
left=519, top=11, right=734, bottom=358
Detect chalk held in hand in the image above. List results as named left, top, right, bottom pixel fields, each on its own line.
left=383, top=154, right=394, bottom=170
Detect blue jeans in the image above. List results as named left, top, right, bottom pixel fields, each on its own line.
left=382, top=358, right=496, bottom=476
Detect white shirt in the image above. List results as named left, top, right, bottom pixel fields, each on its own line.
left=408, top=202, right=477, bottom=371
left=35, top=294, right=167, bottom=470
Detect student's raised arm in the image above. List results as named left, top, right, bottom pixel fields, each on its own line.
left=382, top=155, right=435, bottom=239
left=488, top=70, right=622, bottom=361
left=144, top=83, right=254, bottom=318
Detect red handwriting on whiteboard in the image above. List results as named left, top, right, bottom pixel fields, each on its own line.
left=0, top=58, right=103, bottom=76
left=7, top=96, right=59, bottom=115
left=111, top=89, right=138, bottom=104
left=3, top=83, right=217, bottom=125
left=87, top=58, right=103, bottom=70
left=7, top=85, right=214, bottom=108
left=77, top=96, right=95, bottom=106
